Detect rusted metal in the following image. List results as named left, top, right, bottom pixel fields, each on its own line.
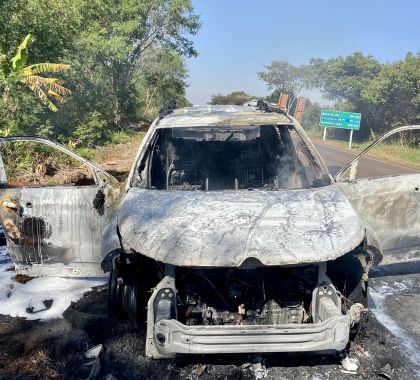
left=277, top=93, right=289, bottom=112
left=294, top=97, right=306, bottom=123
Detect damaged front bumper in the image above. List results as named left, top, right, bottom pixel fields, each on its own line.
left=149, top=315, right=351, bottom=357
left=145, top=273, right=352, bottom=358
left=147, top=315, right=350, bottom=358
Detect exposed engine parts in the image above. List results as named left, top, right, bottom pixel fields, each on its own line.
left=145, top=261, right=368, bottom=358
left=175, top=265, right=320, bottom=326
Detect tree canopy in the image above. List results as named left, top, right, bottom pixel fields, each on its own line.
left=258, top=61, right=309, bottom=104
left=0, top=0, right=200, bottom=145
left=209, top=91, right=254, bottom=106
left=259, top=52, right=420, bottom=139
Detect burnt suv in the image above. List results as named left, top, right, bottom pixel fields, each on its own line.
left=0, top=104, right=418, bottom=358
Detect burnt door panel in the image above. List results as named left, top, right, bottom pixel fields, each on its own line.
left=337, top=174, right=420, bottom=265
left=335, top=126, right=420, bottom=265
left=0, top=137, right=119, bottom=276
left=0, top=187, right=109, bottom=276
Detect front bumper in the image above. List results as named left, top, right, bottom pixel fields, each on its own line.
left=149, top=314, right=351, bottom=357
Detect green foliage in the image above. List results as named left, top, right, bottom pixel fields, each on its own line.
left=0, top=0, right=200, bottom=147
left=308, top=53, right=381, bottom=103
left=71, top=0, right=200, bottom=127
left=0, top=32, right=71, bottom=135
left=258, top=61, right=310, bottom=102
left=361, top=53, right=420, bottom=129
left=11, top=34, right=30, bottom=70
left=260, top=52, right=419, bottom=141
left=209, top=91, right=254, bottom=105
left=73, top=112, right=107, bottom=147
left=300, top=100, right=322, bottom=131
left=106, top=130, right=138, bottom=146
left=137, top=47, right=191, bottom=121
left=307, top=52, right=419, bottom=139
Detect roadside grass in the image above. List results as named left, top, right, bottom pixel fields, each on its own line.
left=307, top=130, right=420, bottom=169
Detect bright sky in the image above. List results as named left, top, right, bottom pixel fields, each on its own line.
left=186, top=0, right=420, bottom=105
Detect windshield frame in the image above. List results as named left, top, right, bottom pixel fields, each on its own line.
left=131, top=123, right=332, bottom=191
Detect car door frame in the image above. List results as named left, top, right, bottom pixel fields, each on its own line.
left=0, top=136, right=120, bottom=277
left=334, top=125, right=420, bottom=266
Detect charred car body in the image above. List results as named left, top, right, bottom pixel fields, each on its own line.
left=0, top=104, right=419, bottom=358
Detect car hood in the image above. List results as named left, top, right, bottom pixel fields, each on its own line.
left=118, top=186, right=365, bottom=267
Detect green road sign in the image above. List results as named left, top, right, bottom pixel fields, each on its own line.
left=319, top=110, right=361, bottom=130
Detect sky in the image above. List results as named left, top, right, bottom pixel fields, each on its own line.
left=186, top=0, right=420, bottom=105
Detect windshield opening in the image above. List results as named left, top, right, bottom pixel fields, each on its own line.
left=138, top=125, right=330, bottom=190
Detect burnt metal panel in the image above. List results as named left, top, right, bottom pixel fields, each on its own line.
left=156, top=105, right=292, bottom=129
left=337, top=173, right=420, bottom=265
left=0, top=186, right=112, bottom=276
left=118, top=185, right=365, bottom=267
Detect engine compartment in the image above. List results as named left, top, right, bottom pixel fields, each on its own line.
left=175, top=265, right=319, bottom=326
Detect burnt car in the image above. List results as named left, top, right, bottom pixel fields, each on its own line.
left=0, top=104, right=418, bottom=358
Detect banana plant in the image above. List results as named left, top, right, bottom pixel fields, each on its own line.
left=2, top=33, right=71, bottom=112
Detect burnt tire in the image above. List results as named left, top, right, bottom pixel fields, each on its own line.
left=107, top=268, right=123, bottom=318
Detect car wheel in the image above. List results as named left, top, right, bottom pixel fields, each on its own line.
left=107, top=267, right=123, bottom=318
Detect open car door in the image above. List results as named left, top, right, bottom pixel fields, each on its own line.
left=335, top=125, right=420, bottom=266
left=0, top=137, right=120, bottom=276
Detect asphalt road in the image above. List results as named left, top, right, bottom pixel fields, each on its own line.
left=315, top=142, right=419, bottom=178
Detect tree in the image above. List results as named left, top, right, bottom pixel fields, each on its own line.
left=308, top=53, right=381, bottom=103
left=138, top=47, right=190, bottom=121
left=258, top=61, right=309, bottom=105
left=361, top=53, right=420, bottom=129
left=300, top=100, right=322, bottom=131
left=260, top=52, right=420, bottom=140
left=0, top=33, right=71, bottom=135
left=0, top=0, right=201, bottom=145
left=209, top=91, right=254, bottom=105
left=308, top=53, right=382, bottom=139
left=10, top=34, right=71, bottom=112
left=74, top=0, right=200, bottom=127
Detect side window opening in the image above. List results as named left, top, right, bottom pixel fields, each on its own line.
left=0, top=141, right=96, bottom=187
left=139, top=125, right=330, bottom=191
left=339, top=128, right=420, bottom=180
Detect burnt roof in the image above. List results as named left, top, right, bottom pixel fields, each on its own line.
left=156, top=105, right=293, bottom=128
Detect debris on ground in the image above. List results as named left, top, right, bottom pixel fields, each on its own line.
left=11, top=273, right=33, bottom=284
left=0, top=251, right=418, bottom=380
left=26, top=298, right=54, bottom=314
left=340, top=356, right=359, bottom=374
left=192, top=363, right=207, bottom=377
left=349, top=302, right=367, bottom=327
left=85, top=344, right=103, bottom=360
left=0, top=286, right=417, bottom=380
left=350, top=343, right=370, bottom=359
left=377, top=363, right=394, bottom=379
left=252, top=361, right=268, bottom=379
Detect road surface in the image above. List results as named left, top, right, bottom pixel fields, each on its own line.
left=315, top=142, right=419, bottom=177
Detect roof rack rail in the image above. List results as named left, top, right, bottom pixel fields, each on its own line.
left=256, top=99, right=286, bottom=114
left=159, top=100, right=177, bottom=119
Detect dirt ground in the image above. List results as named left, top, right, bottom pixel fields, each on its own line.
left=0, top=282, right=417, bottom=380
left=88, top=137, right=144, bottom=183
